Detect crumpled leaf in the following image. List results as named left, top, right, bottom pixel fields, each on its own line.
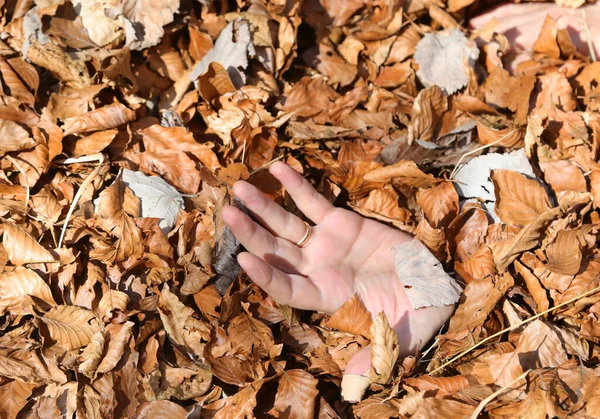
left=414, top=28, right=479, bottom=94
left=270, top=369, right=319, bottom=419
left=119, top=0, right=181, bottom=50
left=62, top=103, right=136, bottom=136
left=491, top=169, right=552, bottom=226
left=0, top=267, right=56, bottom=315
left=370, top=312, right=400, bottom=385
left=325, top=294, right=373, bottom=339
left=0, top=380, right=37, bottom=419
left=94, top=178, right=144, bottom=263
left=189, top=20, right=255, bottom=87
left=38, top=305, right=101, bottom=351
left=392, top=239, right=463, bottom=310
left=0, top=120, right=35, bottom=156
left=2, top=222, right=55, bottom=265
left=122, top=169, right=184, bottom=234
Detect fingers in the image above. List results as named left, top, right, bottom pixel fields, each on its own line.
left=269, top=161, right=334, bottom=224
left=232, top=181, right=308, bottom=245
left=237, top=252, right=323, bottom=310
left=222, top=204, right=303, bottom=272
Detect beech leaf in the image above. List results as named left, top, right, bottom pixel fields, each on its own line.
left=270, top=370, right=319, bottom=419
left=414, top=28, right=479, bottom=95
left=38, top=305, right=101, bottom=351
left=392, top=239, right=462, bottom=310
left=370, top=312, right=400, bottom=385
left=325, top=294, right=373, bottom=339
left=0, top=267, right=56, bottom=315
left=189, top=20, right=255, bottom=87
left=122, top=169, right=184, bottom=234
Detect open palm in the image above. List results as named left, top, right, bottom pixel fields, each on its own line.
left=222, top=162, right=454, bottom=376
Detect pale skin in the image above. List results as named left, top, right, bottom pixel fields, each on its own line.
left=223, top=5, right=598, bottom=377
left=222, top=162, right=454, bottom=376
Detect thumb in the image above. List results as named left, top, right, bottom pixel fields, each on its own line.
left=341, top=345, right=371, bottom=403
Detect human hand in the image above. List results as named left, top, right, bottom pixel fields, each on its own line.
left=470, top=2, right=600, bottom=65
left=221, top=162, right=454, bottom=379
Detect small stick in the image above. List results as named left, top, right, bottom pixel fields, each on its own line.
left=449, top=131, right=513, bottom=180
left=430, top=282, right=600, bottom=375
left=56, top=153, right=105, bottom=249
left=582, top=10, right=597, bottom=63
left=249, top=154, right=285, bottom=176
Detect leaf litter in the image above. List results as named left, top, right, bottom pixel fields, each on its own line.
left=0, top=0, right=599, bottom=417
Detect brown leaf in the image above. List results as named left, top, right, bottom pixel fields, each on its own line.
left=353, top=396, right=399, bottom=419
left=490, top=208, right=559, bottom=272
left=476, top=119, right=524, bottom=148
left=408, top=85, right=448, bottom=143
left=227, top=308, right=277, bottom=359
left=405, top=375, right=471, bottom=396
left=139, top=150, right=201, bottom=195
left=364, top=160, right=437, bottom=188
left=96, top=321, right=134, bottom=374
left=411, top=398, right=475, bottom=418
left=158, top=285, right=208, bottom=357
left=140, top=122, right=221, bottom=171
left=482, top=320, right=568, bottom=387
left=270, top=370, right=319, bottom=419
left=38, top=305, right=101, bottom=351
left=546, top=228, right=589, bottom=275
left=491, top=170, right=552, bottom=226
left=78, top=332, right=106, bottom=378
left=202, top=379, right=265, bottom=419
left=370, top=312, right=400, bottom=385
left=417, top=182, right=458, bottom=228
left=514, top=259, right=550, bottom=313
left=0, top=380, right=37, bottom=419
left=95, top=179, right=143, bottom=262
left=0, top=120, right=35, bottom=155
left=540, top=160, right=587, bottom=193
left=0, top=355, right=42, bottom=383
left=532, top=15, right=560, bottom=58
left=62, top=103, right=136, bottom=136
left=325, top=294, right=373, bottom=339
left=2, top=222, right=55, bottom=265
left=72, top=129, right=118, bottom=157
left=0, top=56, right=35, bottom=106
left=136, top=400, right=188, bottom=418
left=0, top=267, right=56, bottom=315
left=97, top=290, right=130, bottom=320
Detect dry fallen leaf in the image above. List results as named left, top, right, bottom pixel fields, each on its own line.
left=370, top=312, right=400, bottom=385
left=414, top=28, right=479, bottom=94
left=393, top=239, right=462, bottom=310
left=0, top=0, right=599, bottom=415
left=38, top=305, right=101, bottom=351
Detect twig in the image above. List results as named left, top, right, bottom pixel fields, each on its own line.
left=5, top=155, right=30, bottom=209
left=249, top=154, right=285, bottom=176
left=57, top=153, right=105, bottom=249
left=429, top=283, right=600, bottom=375
left=470, top=369, right=531, bottom=418
left=449, top=131, right=514, bottom=180
left=582, top=10, right=597, bottom=63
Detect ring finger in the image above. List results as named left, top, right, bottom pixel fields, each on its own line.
left=232, top=180, right=309, bottom=245
left=221, top=204, right=304, bottom=272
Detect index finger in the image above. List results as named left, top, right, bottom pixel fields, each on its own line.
left=268, top=162, right=334, bottom=224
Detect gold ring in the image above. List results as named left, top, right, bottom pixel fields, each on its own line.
left=296, top=221, right=312, bottom=247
